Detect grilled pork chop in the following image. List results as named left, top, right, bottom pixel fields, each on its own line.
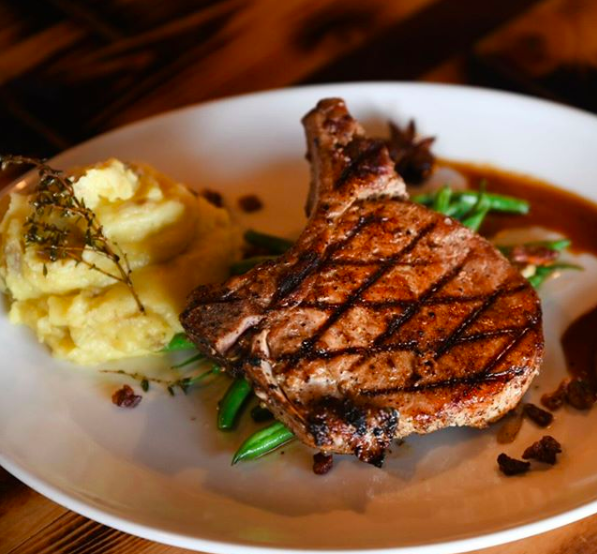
left=181, top=98, right=543, bottom=466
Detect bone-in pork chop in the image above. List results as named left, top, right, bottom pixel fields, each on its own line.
left=181, top=98, right=543, bottom=466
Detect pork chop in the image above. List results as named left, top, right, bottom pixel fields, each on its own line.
left=181, top=98, right=543, bottom=466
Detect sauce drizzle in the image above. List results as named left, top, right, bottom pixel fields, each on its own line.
left=562, top=306, right=597, bottom=389
left=444, top=161, right=597, bottom=257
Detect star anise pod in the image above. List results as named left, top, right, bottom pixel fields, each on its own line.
left=385, top=120, right=435, bottom=185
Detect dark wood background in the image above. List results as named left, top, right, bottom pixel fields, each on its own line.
left=2, top=0, right=597, bottom=552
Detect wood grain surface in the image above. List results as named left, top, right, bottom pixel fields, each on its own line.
left=2, top=0, right=597, bottom=553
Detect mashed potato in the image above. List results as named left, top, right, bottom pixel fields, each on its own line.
left=0, top=159, right=242, bottom=365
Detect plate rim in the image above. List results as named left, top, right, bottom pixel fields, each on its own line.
left=2, top=81, right=597, bottom=554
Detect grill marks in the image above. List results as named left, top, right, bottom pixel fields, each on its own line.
left=278, top=236, right=472, bottom=364
left=276, top=222, right=538, bottom=399
left=433, top=282, right=528, bottom=360
left=279, top=323, right=534, bottom=362
left=480, top=321, right=537, bottom=376
left=268, top=213, right=378, bottom=310
left=325, top=259, right=434, bottom=267
left=283, top=220, right=438, bottom=366
left=371, top=252, right=473, bottom=349
left=360, top=308, right=541, bottom=398
left=362, top=366, right=529, bottom=397
left=454, top=324, right=536, bottom=345
left=360, top=322, right=539, bottom=397
left=271, top=250, right=320, bottom=305
left=297, top=291, right=515, bottom=310
left=274, top=218, right=531, bottom=388
left=334, top=139, right=388, bottom=190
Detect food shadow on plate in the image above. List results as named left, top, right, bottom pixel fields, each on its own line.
left=75, top=357, right=491, bottom=519
left=193, top=423, right=488, bottom=517
left=128, top=370, right=235, bottom=470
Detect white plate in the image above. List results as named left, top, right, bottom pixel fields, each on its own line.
left=2, top=83, right=597, bottom=554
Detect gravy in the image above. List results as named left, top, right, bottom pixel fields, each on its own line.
left=561, top=306, right=597, bottom=388
left=443, top=161, right=597, bottom=257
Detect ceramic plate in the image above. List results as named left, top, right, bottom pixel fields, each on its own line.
left=2, top=83, right=597, bottom=554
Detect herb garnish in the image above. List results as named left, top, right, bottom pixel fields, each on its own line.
left=101, top=365, right=221, bottom=396
left=0, top=155, right=144, bottom=313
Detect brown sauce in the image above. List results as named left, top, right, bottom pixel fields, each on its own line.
left=443, top=160, right=597, bottom=257
left=561, top=307, right=597, bottom=387
left=440, top=161, right=597, bottom=386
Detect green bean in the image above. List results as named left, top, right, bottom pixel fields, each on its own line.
left=498, top=238, right=571, bottom=257
left=244, top=230, right=294, bottom=255
left=171, top=353, right=205, bottom=369
left=432, top=185, right=452, bottom=214
left=162, top=332, right=195, bottom=352
left=454, top=191, right=529, bottom=214
left=528, top=263, right=582, bottom=289
left=524, top=239, right=571, bottom=251
left=528, top=266, right=554, bottom=289
left=462, top=206, right=490, bottom=231
left=412, top=193, right=433, bottom=205
left=414, top=190, right=529, bottom=214
left=250, top=405, right=274, bottom=423
left=172, top=365, right=221, bottom=394
left=232, top=421, right=295, bottom=464
left=218, top=378, right=253, bottom=430
left=461, top=192, right=491, bottom=232
left=230, top=255, right=277, bottom=276
left=536, top=239, right=571, bottom=251
left=445, top=200, right=473, bottom=220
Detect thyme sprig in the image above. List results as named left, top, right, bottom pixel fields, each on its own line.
left=101, top=365, right=221, bottom=395
left=0, top=155, right=145, bottom=313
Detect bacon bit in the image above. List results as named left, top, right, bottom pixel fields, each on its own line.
left=541, top=380, right=568, bottom=411
left=313, top=452, right=334, bottom=475
left=509, top=245, right=558, bottom=267
left=522, top=436, right=562, bottom=465
left=202, top=189, right=223, bottom=207
left=566, top=379, right=595, bottom=410
left=523, top=403, right=553, bottom=427
left=497, top=453, right=530, bottom=476
left=238, top=194, right=263, bottom=213
left=497, top=408, right=523, bottom=444
left=112, top=385, right=142, bottom=408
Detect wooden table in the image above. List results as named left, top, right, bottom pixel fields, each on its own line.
left=2, top=0, right=597, bottom=552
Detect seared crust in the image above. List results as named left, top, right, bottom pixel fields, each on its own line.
left=181, top=98, right=543, bottom=465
